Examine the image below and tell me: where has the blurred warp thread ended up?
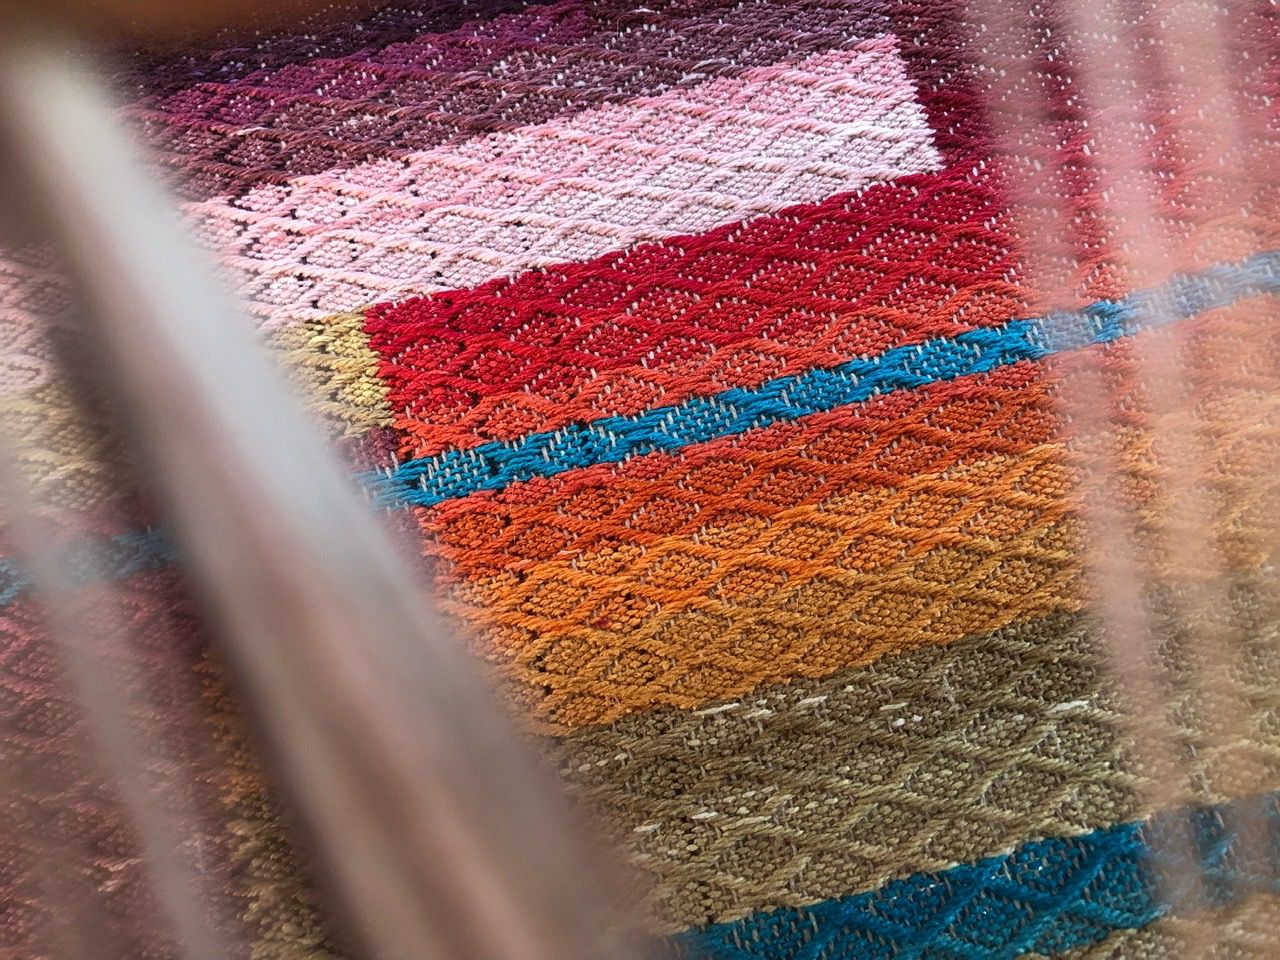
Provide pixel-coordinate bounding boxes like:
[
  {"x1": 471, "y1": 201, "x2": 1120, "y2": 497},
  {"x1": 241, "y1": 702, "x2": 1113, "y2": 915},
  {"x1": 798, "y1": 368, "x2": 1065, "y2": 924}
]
[{"x1": 2, "y1": 0, "x2": 1280, "y2": 958}]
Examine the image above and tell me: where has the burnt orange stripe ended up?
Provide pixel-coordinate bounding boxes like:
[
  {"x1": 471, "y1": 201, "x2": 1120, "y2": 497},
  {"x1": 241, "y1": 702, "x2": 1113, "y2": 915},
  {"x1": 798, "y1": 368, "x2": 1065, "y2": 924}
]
[
  {"x1": 456, "y1": 384, "x2": 1280, "y2": 640},
  {"x1": 455, "y1": 445, "x2": 1074, "y2": 629},
  {"x1": 466, "y1": 510, "x2": 1083, "y2": 730}
]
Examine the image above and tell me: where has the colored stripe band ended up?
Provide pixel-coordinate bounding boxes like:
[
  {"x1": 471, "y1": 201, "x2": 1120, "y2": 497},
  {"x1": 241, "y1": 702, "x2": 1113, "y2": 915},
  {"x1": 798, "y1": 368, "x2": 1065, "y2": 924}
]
[
  {"x1": 362, "y1": 250, "x2": 1280, "y2": 509},
  {"x1": 3, "y1": 253, "x2": 1276, "y2": 610},
  {"x1": 666, "y1": 792, "x2": 1280, "y2": 959},
  {"x1": 0, "y1": 529, "x2": 176, "y2": 606}
]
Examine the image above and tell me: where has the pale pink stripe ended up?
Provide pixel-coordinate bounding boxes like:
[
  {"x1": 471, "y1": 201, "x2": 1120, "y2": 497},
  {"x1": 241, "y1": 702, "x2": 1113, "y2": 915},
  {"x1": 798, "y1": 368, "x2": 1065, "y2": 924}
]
[{"x1": 189, "y1": 36, "x2": 941, "y2": 326}]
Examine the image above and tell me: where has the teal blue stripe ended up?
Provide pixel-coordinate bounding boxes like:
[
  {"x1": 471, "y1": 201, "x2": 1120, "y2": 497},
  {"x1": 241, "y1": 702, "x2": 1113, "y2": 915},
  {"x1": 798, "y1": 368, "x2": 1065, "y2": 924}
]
[
  {"x1": 665, "y1": 792, "x2": 1280, "y2": 959},
  {"x1": 3, "y1": 252, "x2": 1278, "y2": 609},
  {"x1": 0, "y1": 528, "x2": 175, "y2": 607},
  {"x1": 361, "y1": 251, "x2": 1280, "y2": 509}
]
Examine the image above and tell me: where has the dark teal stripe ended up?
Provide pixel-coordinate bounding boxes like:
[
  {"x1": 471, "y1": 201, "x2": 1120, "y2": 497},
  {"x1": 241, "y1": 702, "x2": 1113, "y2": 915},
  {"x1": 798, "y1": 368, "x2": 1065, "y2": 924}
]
[
  {"x1": 665, "y1": 793, "x2": 1280, "y2": 959},
  {"x1": 0, "y1": 528, "x2": 175, "y2": 607},
  {"x1": 362, "y1": 250, "x2": 1280, "y2": 509}
]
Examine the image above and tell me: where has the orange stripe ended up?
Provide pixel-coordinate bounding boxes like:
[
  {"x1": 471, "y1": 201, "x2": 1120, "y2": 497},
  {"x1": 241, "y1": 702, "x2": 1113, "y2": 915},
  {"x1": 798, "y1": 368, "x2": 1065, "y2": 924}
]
[
  {"x1": 446, "y1": 383, "x2": 1280, "y2": 730},
  {"x1": 447, "y1": 443, "x2": 1083, "y2": 729},
  {"x1": 421, "y1": 361, "x2": 1055, "y2": 582},
  {"x1": 464, "y1": 509, "x2": 1083, "y2": 729}
]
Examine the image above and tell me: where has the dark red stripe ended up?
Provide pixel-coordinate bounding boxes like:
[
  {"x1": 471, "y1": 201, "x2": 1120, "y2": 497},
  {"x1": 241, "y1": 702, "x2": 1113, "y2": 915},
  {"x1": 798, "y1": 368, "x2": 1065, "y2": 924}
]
[{"x1": 365, "y1": 160, "x2": 1023, "y2": 457}]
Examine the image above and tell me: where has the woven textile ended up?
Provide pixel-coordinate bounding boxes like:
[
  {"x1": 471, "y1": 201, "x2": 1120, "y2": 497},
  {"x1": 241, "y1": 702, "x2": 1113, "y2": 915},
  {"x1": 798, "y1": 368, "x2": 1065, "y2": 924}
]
[{"x1": 2, "y1": 1, "x2": 1280, "y2": 958}]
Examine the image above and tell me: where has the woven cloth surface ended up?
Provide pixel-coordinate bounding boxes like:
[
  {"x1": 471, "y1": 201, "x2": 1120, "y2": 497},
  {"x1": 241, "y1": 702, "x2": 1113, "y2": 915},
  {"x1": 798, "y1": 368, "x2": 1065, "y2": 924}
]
[{"x1": 2, "y1": 1, "x2": 1280, "y2": 958}]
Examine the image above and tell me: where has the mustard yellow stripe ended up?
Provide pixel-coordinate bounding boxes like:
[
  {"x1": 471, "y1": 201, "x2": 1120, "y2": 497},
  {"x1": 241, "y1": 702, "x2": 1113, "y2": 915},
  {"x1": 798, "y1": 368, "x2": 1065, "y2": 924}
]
[
  {"x1": 0, "y1": 311, "x2": 390, "y2": 512},
  {"x1": 266, "y1": 311, "x2": 392, "y2": 439}
]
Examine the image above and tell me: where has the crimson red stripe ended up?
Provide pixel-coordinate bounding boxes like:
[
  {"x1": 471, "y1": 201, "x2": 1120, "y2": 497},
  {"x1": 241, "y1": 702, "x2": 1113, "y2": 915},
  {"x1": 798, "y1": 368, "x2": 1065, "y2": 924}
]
[{"x1": 366, "y1": 162, "x2": 1024, "y2": 458}]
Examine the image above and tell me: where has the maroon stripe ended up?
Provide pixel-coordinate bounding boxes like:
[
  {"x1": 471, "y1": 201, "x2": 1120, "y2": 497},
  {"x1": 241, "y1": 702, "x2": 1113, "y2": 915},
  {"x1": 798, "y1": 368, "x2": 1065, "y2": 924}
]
[
  {"x1": 125, "y1": 0, "x2": 893, "y2": 199},
  {"x1": 116, "y1": 0, "x2": 553, "y2": 98}
]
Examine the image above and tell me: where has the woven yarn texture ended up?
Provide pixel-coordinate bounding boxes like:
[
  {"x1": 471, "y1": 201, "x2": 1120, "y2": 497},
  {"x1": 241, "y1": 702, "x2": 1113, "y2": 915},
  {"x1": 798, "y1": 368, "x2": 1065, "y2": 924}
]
[{"x1": 2, "y1": 1, "x2": 1280, "y2": 958}]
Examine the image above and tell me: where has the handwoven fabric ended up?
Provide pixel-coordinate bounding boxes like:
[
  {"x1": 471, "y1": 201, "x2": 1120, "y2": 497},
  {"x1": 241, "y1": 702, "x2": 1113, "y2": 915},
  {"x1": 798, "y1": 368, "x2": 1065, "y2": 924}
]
[{"x1": 2, "y1": 1, "x2": 1280, "y2": 958}]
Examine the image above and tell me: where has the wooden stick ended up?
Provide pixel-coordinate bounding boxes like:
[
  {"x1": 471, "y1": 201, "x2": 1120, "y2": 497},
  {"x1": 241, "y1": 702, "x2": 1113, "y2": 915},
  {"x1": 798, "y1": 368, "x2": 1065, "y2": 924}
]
[{"x1": 0, "y1": 28, "x2": 645, "y2": 960}]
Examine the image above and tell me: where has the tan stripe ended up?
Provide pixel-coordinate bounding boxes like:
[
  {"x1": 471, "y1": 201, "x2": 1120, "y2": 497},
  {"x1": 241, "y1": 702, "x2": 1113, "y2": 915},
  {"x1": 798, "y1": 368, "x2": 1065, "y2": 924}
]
[
  {"x1": 549, "y1": 584, "x2": 1280, "y2": 933},
  {"x1": 0, "y1": 312, "x2": 389, "y2": 511}
]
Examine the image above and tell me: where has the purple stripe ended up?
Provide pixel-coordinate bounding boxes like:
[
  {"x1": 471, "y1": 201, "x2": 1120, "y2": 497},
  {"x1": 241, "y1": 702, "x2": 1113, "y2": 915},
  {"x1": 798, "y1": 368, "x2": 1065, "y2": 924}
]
[
  {"x1": 116, "y1": 0, "x2": 551, "y2": 97},
  {"x1": 126, "y1": 0, "x2": 892, "y2": 199}
]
